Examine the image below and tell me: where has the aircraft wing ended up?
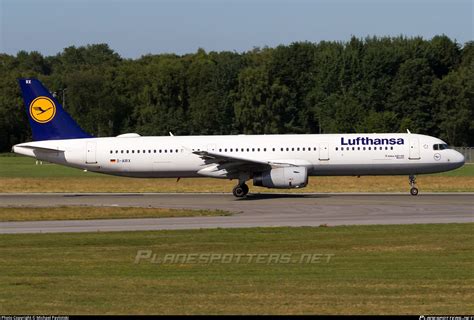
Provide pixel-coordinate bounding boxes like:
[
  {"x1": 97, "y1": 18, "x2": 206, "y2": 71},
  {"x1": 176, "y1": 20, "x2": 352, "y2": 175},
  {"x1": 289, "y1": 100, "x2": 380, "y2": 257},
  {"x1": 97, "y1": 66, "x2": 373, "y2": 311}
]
[{"x1": 192, "y1": 150, "x2": 298, "y2": 176}]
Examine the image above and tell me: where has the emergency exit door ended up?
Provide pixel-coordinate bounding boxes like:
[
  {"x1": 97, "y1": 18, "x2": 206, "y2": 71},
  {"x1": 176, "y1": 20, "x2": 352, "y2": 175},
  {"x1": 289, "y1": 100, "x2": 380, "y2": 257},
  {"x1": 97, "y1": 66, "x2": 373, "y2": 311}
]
[{"x1": 319, "y1": 143, "x2": 329, "y2": 161}]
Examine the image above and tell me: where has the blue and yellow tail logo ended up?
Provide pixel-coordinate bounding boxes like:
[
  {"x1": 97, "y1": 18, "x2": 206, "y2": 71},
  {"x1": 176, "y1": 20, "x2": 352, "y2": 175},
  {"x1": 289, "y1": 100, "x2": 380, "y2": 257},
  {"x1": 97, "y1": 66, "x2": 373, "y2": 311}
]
[
  {"x1": 19, "y1": 78, "x2": 92, "y2": 141},
  {"x1": 29, "y1": 96, "x2": 56, "y2": 123}
]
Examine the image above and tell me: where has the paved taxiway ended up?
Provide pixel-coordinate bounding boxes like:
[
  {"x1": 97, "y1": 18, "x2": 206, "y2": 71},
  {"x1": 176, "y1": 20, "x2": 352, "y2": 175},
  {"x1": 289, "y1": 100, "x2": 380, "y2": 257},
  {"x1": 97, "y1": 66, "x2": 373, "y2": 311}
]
[{"x1": 0, "y1": 193, "x2": 472, "y2": 234}]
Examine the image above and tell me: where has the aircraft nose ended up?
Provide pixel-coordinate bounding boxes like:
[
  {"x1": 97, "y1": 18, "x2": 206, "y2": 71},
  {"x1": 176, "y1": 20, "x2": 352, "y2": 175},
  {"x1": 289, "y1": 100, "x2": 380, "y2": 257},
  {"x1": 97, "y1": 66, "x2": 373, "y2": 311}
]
[
  {"x1": 456, "y1": 151, "x2": 465, "y2": 164},
  {"x1": 451, "y1": 150, "x2": 465, "y2": 166}
]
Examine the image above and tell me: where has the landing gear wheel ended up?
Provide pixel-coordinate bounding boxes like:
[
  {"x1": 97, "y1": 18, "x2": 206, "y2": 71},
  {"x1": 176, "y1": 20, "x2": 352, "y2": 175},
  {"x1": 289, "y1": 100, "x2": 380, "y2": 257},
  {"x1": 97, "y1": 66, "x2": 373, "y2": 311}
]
[
  {"x1": 232, "y1": 183, "x2": 249, "y2": 198},
  {"x1": 241, "y1": 183, "x2": 249, "y2": 195},
  {"x1": 409, "y1": 175, "x2": 419, "y2": 196}
]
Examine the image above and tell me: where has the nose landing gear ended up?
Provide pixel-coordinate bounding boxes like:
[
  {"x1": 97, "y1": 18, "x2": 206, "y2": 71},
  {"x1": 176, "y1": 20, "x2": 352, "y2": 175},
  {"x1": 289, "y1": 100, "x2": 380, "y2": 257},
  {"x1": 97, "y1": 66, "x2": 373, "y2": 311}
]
[
  {"x1": 232, "y1": 183, "x2": 249, "y2": 198},
  {"x1": 409, "y1": 175, "x2": 419, "y2": 196}
]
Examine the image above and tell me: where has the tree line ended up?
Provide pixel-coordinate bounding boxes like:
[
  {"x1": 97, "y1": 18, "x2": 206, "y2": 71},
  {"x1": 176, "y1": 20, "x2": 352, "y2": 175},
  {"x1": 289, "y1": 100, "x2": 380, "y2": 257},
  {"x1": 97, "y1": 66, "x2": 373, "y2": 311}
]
[{"x1": 0, "y1": 35, "x2": 473, "y2": 152}]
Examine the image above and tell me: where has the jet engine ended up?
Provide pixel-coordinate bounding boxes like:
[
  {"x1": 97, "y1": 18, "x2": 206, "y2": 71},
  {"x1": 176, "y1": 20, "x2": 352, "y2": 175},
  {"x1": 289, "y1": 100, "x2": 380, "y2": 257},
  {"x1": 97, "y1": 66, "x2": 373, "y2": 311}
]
[{"x1": 253, "y1": 166, "x2": 308, "y2": 189}]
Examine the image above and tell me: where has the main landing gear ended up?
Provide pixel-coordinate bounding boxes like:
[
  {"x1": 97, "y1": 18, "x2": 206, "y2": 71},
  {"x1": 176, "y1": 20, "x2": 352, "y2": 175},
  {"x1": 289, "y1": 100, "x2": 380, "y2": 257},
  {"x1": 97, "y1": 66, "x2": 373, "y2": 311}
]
[
  {"x1": 409, "y1": 175, "x2": 419, "y2": 196},
  {"x1": 232, "y1": 183, "x2": 249, "y2": 198}
]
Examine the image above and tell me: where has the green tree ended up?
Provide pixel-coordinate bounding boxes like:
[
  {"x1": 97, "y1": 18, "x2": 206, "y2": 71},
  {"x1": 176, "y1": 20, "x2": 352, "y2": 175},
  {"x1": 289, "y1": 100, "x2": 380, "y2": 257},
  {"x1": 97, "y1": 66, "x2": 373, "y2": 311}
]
[
  {"x1": 388, "y1": 58, "x2": 435, "y2": 134},
  {"x1": 234, "y1": 66, "x2": 291, "y2": 133},
  {"x1": 0, "y1": 37, "x2": 472, "y2": 152},
  {"x1": 431, "y1": 66, "x2": 474, "y2": 146}
]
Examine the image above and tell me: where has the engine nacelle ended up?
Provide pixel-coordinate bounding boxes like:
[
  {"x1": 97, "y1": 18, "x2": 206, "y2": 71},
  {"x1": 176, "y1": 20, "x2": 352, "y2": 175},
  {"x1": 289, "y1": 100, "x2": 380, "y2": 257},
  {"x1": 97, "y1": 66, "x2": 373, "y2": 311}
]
[{"x1": 253, "y1": 167, "x2": 308, "y2": 189}]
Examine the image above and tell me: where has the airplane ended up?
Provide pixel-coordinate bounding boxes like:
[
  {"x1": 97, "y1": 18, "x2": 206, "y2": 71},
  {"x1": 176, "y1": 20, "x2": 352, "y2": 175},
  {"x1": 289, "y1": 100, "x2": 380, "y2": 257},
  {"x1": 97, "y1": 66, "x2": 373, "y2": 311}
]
[{"x1": 12, "y1": 78, "x2": 465, "y2": 197}]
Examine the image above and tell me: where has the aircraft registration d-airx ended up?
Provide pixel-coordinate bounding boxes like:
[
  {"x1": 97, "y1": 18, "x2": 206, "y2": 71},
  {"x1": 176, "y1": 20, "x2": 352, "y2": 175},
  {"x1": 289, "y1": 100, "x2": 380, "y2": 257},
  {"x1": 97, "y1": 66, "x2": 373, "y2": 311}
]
[{"x1": 13, "y1": 78, "x2": 465, "y2": 197}]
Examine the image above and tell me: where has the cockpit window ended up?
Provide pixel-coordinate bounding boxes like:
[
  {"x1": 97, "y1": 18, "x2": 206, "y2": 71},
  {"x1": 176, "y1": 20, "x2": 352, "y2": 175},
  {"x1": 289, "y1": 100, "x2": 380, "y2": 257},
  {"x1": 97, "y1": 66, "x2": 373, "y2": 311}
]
[{"x1": 433, "y1": 144, "x2": 449, "y2": 150}]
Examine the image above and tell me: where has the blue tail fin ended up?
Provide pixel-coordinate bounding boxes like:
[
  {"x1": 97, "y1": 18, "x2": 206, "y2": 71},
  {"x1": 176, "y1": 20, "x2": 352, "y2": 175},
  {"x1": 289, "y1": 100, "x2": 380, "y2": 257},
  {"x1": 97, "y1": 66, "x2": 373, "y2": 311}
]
[{"x1": 18, "y1": 78, "x2": 92, "y2": 141}]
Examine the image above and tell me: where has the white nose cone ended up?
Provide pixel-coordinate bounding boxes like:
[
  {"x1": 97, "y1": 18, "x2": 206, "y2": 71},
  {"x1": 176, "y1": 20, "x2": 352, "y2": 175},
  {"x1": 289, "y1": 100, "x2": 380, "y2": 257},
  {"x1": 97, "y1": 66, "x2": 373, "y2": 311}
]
[
  {"x1": 455, "y1": 151, "x2": 465, "y2": 165},
  {"x1": 449, "y1": 150, "x2": 465, "y2": 170}
]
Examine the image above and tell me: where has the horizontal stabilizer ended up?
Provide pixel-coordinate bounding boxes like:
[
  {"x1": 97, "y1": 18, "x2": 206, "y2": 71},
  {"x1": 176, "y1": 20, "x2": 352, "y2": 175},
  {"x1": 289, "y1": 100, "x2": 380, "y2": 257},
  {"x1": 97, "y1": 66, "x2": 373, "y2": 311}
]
[{"x1": 13, "y1": 144, "x2": 64, "y2": 153}]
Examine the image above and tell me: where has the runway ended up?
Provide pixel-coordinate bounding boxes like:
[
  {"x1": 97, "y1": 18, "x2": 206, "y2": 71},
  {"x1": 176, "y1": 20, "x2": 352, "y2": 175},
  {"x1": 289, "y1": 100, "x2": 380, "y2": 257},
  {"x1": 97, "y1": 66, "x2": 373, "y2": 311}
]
[{"x1": 0, "y1": 193, "x2": 472, "y2": 234}]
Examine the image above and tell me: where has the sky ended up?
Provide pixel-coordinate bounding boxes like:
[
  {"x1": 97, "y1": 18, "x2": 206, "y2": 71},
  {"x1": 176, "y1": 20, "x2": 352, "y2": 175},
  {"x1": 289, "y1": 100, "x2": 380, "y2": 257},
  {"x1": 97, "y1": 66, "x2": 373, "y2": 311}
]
[{"x1": 1, "y1": 0, "x2": 472, "y2": 58}]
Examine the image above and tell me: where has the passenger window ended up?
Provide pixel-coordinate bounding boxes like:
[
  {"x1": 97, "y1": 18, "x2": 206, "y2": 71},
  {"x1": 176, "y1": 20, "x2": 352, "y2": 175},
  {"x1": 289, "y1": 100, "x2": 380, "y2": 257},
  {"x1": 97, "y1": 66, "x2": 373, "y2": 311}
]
[
  {"x1": 390, "y1": 146, "x2": 393, "y2": 150},
  {"x1": 357, "y1": 147, "x2": 360, "y2": 150},
  {"x1": 313, "y1": 147, "x2": 317, "y2": 151},
  {"x1": 257, "y1": 148, "x2": 260, "y2": 152},
  {"x1": 336, "y1": 147, "x2": 338, "y2": 151},
  {"x1": 126, "y1": 150, "x2": 129, "y2": 154},
  {"x1": 352, "y1": 147, "x2": 355, "y2": 150}
]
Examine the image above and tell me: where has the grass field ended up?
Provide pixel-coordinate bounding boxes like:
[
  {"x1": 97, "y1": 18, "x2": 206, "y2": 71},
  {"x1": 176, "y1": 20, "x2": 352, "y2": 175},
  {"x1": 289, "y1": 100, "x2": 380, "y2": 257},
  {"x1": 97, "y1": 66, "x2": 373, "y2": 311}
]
[
  {"x1": 0, "y1": 206, "x2": 230, "y2": 222},
  {"x1": 0, "y1": 224, "x2": 472, "y2": 314},
  {"x1": 0, "y1": 155, "x2": 472, "y2": 193}
]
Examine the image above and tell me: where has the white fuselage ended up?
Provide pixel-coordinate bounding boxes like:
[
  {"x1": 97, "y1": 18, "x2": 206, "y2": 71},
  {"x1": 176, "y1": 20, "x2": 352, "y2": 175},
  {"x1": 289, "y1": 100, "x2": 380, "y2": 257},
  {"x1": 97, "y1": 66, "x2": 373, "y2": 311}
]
[{"x1": 12, "y1": 133, "x2": 465, "y2": 180}]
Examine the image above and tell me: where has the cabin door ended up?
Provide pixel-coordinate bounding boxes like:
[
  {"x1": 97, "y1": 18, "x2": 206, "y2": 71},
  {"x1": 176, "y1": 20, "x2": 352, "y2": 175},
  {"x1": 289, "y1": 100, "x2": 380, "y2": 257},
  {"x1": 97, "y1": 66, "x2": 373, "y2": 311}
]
[
  {"x1": 409, "y1": 138, "x2": 421, "y2": 160},
  {"x1": 86, "y1": 142, "x2": 97, "y2": 164}
]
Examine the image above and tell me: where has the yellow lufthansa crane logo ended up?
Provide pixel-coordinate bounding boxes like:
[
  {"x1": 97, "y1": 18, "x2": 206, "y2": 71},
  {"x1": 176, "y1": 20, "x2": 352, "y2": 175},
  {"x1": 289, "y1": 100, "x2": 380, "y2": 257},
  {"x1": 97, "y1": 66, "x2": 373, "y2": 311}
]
[{"x1": 29, "y1": 96, "x2": 56, "y2": 123}]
